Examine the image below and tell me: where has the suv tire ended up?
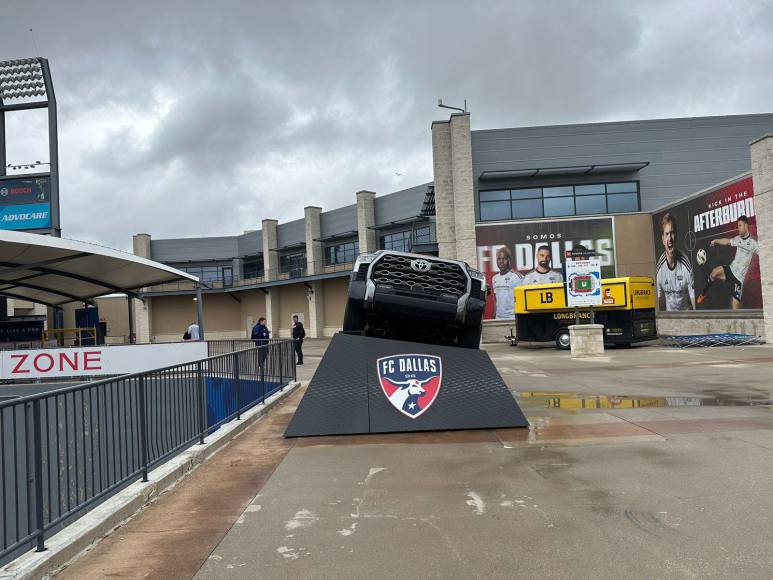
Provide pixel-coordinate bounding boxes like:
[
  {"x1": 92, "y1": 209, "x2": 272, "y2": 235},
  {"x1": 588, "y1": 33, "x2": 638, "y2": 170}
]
[{"x1": 457, "y1": 326, "x2": 482, "y2": 349}]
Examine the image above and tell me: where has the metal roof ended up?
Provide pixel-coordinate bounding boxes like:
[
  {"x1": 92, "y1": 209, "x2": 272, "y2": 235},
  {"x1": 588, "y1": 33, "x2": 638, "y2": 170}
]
[
  {"x1": 0, "y1": 230, "x2": 198, "y2": 307},
  {"x1": 478, "y1": 162, "x2": 650, "y2": 181}
]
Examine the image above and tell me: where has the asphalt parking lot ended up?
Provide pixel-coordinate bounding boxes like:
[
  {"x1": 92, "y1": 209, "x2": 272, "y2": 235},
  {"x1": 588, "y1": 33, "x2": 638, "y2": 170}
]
[{"x1": 57, "y1": 339, "x2": 773, "y2": 580}]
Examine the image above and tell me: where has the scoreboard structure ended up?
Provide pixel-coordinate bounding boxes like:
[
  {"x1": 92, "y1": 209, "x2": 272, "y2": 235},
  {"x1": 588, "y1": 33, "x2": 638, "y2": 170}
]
[{"x1": 0, "y1": 57, "x2": 60, "y2": 236}]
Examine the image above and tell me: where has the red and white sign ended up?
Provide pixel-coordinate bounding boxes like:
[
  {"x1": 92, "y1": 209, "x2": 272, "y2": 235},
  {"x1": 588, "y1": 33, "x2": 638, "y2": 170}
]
[{"x1": 0, "y1": 342, "x2": 209, "y2": 380}]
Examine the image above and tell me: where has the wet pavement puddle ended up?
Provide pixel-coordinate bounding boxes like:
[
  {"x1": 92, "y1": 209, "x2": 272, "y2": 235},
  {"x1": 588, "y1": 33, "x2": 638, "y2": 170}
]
[{"x1": 515, "y1": 392, "x2": 773, "y2": 410}]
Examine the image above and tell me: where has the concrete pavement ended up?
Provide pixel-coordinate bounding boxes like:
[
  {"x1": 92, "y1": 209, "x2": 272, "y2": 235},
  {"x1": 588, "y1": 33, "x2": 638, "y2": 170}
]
[{"x1": 54, "y1": 339, "x2": 773, "y2": 579}]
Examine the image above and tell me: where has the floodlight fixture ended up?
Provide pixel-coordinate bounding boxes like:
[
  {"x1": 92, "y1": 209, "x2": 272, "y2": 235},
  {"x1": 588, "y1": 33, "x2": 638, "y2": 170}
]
[
  {"x1": 0, "y1": 58, "x2": 48, "y2": 102},
  {"x1": 437, "y1": 98, "x2": 467, "y2": 113}
]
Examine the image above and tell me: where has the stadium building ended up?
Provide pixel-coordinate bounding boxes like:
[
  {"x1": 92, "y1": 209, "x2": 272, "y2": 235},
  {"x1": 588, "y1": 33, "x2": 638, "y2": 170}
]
[{"x1": 109, "y1": 112, "x2": 773, "y2": 343}]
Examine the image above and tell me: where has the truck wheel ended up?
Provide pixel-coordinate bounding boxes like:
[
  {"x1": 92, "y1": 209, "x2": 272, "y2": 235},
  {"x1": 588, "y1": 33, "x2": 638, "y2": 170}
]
[
  {"x1": 555, "y1": 329, "x2": 571, "y2": 350},
  {"x1": 457, "y1": 326, "x2": 482, "y2": 349}
]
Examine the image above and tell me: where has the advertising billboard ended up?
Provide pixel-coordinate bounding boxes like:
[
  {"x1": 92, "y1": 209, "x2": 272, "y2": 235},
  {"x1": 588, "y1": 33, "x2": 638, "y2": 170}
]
[
  {"x1": 651, "y1": 176, "x2": 760, "y2": 312},
  {"x1": 476, "y1": 217, "x2": 616, "y2": 320},
  {"x1": 0, "y1": 175, "x2": 52, "y2": 231}
]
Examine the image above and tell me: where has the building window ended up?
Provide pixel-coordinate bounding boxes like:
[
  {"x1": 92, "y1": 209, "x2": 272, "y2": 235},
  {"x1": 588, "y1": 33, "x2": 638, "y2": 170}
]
[
  {"x1": 381, "y1": 230, "x2": 412, "y2": 252},
  {"x1": 413, "y1": 224, "x2": 434, "y2": 245},
  {"x1": 479, "y1": 181, "x2": 640, "y2": 221},
  {"x1": 176, "y1": 264, "x2": 230, "y2": 284},
  {"x1": 325, "y1": 240, "x2": 359, "y2": 265},
  {"x1": 279, "y1": 252, "x2": 306, "y2": 277},
  {"x1": 242, "y1": 257, "x2": 263, "y2": 279}
]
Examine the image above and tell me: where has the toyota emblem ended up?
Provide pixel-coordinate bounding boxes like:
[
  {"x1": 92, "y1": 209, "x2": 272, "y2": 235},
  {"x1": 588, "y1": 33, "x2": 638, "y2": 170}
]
[
  {"x1": 410, "y1": 259, "x2": 431, "y2": 273},
  {"x1": 0, "y1": 188, "x2": 7, "y2": 197}
]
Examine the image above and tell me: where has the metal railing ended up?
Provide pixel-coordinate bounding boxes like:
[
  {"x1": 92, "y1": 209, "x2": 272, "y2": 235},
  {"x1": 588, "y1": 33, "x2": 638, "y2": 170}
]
[
  {"x1": 207, "y1": 338, "x2": 290, "y2": 357},
  {"x1": 0, "y1": 340, "x2": 295, "y2": 565},
  {"x1": 146, "y1": 260, "x2": 354, "y2": 293}
]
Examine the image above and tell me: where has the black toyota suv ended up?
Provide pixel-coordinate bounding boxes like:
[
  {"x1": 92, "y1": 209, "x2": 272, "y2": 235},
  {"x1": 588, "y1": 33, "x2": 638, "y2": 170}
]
[{"x1": 342, "y1": 250, "x2": 488, "y2": 348}]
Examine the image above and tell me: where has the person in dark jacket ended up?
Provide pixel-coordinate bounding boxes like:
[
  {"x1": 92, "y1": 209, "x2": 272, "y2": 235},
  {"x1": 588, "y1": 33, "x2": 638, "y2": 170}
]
[
  {"x1": 292, "y1": 315, "x2": 305, "y2": 365},
  {"x1": 251, "y1": 317, "x2": 270, "y2": 367}
]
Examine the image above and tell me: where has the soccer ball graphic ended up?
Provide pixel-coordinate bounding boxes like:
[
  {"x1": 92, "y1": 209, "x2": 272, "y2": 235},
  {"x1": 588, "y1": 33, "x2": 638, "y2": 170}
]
[{"x1": 696, "y1": 248, "x2": 707, "y2": 265}]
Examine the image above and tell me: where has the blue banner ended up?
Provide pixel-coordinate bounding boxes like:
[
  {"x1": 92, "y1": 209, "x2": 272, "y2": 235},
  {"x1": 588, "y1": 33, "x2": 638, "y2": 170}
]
[{"x1": 0, "y1": 203, "x2": 51, "y2": 230}]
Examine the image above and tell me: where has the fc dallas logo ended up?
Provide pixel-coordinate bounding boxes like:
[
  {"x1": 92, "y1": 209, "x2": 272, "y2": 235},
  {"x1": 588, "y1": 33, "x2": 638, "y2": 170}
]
[{"x1": 377, "y1": 354, "x2": 442, "y2": 419}]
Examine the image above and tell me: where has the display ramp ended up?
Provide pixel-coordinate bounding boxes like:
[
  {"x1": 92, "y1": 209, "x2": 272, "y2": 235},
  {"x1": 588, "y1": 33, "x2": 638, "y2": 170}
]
[{"x1": 284, "y1": 333, "x2": 528, "y2": 437}]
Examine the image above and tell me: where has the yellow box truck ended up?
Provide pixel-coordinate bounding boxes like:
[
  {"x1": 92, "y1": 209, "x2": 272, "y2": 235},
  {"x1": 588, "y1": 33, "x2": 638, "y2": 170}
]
[{"x1": 513, "y1": 277, "x2": 657, "y2": 350}]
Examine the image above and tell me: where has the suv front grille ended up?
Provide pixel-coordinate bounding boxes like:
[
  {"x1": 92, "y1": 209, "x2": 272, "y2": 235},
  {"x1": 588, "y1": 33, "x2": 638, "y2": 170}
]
[{"x1": 371, "y1": 254, "x2": 468, "y2": 297}]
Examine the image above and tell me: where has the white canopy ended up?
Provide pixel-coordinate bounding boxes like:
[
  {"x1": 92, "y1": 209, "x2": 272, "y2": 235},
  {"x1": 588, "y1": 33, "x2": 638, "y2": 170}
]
[{"x1": 0, "y1": 230, "x2": 199, "y2": 307}]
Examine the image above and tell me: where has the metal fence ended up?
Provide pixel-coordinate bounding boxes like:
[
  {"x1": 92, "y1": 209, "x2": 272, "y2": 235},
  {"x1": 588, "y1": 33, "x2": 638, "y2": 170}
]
[
  {"x1": 207, "y1": 338, "x2": 289, "y2": 357},
  {"x1": 0, "y1": 340, "x2": 295, "y2": 565}
]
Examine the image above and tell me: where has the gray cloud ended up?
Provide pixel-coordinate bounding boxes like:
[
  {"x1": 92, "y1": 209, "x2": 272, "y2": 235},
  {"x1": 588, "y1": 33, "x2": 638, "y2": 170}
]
[{"x1": 1, "y1": 0, "x2": 771, "y2": 250}]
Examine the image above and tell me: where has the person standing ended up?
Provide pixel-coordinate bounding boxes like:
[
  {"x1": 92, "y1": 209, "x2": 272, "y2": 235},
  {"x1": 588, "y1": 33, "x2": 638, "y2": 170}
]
[
  {"x1": 186, "y1": 322, "x2": 200, "y2": 341},
  {"x1": 292, "y1": 315, "x2": 306, "y2": 365},
  {"x1": 251, "y1": 317, "x2": 270, "y2": 366}
]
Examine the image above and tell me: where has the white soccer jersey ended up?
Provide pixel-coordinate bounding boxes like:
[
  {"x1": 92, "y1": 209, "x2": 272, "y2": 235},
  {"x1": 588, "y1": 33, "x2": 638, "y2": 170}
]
[
  {"x1": 729, "y1": 235, "x2": 759, "y2": 282},
  {"x1": 522, "y1": 269, "x2": 563, "y2": 286},
  {"x1": 492, "y1": 270, "x2": 523, "y2": 319},
  {"x1": 656, "y1": 251, "x2": 694, "y2": 311}
]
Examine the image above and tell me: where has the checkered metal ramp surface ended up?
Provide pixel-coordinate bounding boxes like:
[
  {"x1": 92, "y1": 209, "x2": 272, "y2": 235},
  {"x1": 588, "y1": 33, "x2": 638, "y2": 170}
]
[{"x1": 284, "y1": 334, "x2": 529, "y2": 437}]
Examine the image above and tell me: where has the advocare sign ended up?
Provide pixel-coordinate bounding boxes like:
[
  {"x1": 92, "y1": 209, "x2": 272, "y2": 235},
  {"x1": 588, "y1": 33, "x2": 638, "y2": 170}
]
[{"x1": 0, "y1": 342, "x2": 209, "y2": 380}]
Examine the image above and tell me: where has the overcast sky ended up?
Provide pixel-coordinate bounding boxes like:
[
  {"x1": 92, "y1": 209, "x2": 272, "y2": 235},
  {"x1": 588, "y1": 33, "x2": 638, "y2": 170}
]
[{"x1": 2, "y1": 0, "x2": 771, "y2": 251}]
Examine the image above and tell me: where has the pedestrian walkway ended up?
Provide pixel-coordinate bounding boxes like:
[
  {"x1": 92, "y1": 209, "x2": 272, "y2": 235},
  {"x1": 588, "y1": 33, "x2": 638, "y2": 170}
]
[
  {"x1": 54, "y1": 387, "x2": 305, "y2": 579},
  {"x1": 52, "y1": 342, "x2": 773, "y2": 579}
]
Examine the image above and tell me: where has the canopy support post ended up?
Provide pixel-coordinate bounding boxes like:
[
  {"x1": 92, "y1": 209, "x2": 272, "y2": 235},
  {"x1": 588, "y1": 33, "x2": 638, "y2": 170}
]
[{"x1": 127, "y1": 296, "x2": 136, "y2": 344}]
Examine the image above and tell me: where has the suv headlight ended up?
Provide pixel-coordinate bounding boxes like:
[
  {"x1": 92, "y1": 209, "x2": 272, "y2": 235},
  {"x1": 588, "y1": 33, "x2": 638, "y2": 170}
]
[
  {"x1": 352, "y1": 253, "x2": 378, "y2": 281},
  {"x1": 353, "y1": 253, "x2": 377, "y2": 270},
  {"x1": 468, "y1": 269, "x2": 485, "y2": 282}
]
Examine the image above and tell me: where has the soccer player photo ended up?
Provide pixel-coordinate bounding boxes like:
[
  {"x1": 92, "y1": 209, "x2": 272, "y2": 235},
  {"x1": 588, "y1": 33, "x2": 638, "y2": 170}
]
[
  {"x1": 656, "y1": 212, "x2": 695, "y2": 311},
  {"x1": 522, "y1": 245, "x2": 564, "y2": 286},
  {"x1": 651, "y1": 175, "x2": 761, "y2": 312},
  {"x1": 697, "y1": 215, "x2": 760, "y2": 309},
  {"x1": 491, "y1": 246, "x2": 523, "y2": 319}
]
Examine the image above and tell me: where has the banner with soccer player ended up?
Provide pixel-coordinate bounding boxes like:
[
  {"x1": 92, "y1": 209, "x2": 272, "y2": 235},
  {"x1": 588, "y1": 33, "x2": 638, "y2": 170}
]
[
  {"x1": 476, "y1": 217, "x2": 616, "y2": 320},
  {"x1": 651, "y1": 175, "x2": 761, "y2": 312}
]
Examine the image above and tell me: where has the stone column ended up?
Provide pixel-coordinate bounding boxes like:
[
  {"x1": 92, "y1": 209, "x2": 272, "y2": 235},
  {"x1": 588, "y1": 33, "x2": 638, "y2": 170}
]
[
  {"x1": 431, "y1": 120, "x2": 455, "y2": 259},
  {"x1": 307, "y1": 281, "x2": 324, "y2": 338},
  {"x1": 133, "y1": 233, "x2": 152, "y2": 259},
  {"x1": 262, "y1": 219, "x2": 279, "y2": 281},
  {"x1": 432, "y1": 113, "x2": 477, "y2": 265},
  {"x1": 305, "y1": 206, "x2": 323, "y2": 275},
  {"x1": 266, "y1": 287, "x2": 280, "y2": 337},
  {"x1": 131, "y1": 233, "x2": 153, "y2": 342},
  {"x1": 450, "y1": 113, "x2": 477, "y2": 267},
  {"x1": 751, "y1": 134, "x2": 773, "y2": 343},
  {"x1": 356, "y1": 190, "x2": 377, "y2": 253}
]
